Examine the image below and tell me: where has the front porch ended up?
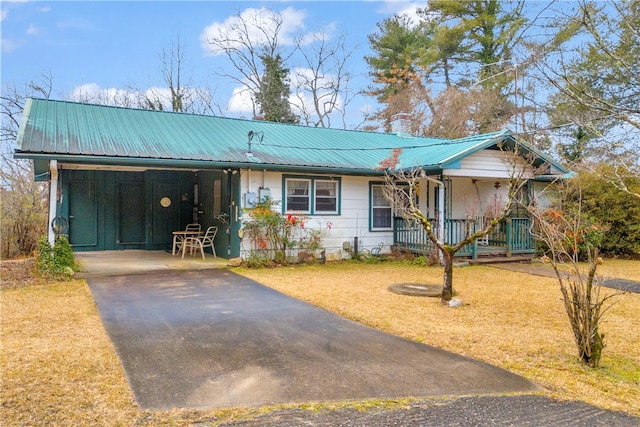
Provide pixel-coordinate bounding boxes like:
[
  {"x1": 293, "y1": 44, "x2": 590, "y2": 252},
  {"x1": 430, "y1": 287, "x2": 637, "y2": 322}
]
[{"x1": 393, "y1": 217, "x2": 536, "y2": 260}]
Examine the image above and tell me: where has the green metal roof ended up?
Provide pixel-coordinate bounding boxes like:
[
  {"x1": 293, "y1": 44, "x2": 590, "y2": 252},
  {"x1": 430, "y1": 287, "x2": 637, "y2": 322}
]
[{"x1": 15, "y1": 98, "x2": 563, "y2": 174}]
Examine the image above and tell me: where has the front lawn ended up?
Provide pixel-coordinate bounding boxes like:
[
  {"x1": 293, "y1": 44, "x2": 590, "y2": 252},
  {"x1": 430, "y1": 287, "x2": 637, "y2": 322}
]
[
  {"x1": 1, "y1": 259, "x2": 638, "y2": 425},
  {"x1": 237, "y1": 261, "x2": 640, "y2": 417}
]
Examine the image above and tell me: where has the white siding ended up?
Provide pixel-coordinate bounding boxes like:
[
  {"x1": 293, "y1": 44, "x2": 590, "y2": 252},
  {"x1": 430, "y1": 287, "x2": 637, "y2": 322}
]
[
  {"x1": 532, "y1": 181, "x2": 559, "y2": 210},
  {"x1": 240, "y1": 169, "x2": 394, "y2": 261},
  {"x1": 448, "y1": 176, "x2": 511, "y2": 220},
  {"x1": 445, "y1": 149, "x2": 532, "y2": 179}
]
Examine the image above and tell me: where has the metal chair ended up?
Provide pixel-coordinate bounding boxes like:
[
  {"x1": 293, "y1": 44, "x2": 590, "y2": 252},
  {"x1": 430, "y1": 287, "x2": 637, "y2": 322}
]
[
  {"x1": 199, "y1": 226, "x2": 218, "y2": 257},
  {"x1": 175, "y1": 223, "x2": 201, "y2": 255},
  {"x1": 185, "y1": 223, "x2": 201, "y2": 233}
]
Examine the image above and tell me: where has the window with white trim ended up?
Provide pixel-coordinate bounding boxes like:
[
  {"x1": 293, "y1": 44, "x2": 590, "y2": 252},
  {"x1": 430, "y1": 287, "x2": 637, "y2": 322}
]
[
  {"x1": 285, "y1": 178, "x2": 311, "y2": 212},
  {"x1": 371, "y1": 183, "x2": 392, "y2": 230},
  {"x1": 315, "y1": 180, "x2": 338, "y2": 213},
  {"x1": 284, "y1": 176, "x2": 340, "y2": 214}
]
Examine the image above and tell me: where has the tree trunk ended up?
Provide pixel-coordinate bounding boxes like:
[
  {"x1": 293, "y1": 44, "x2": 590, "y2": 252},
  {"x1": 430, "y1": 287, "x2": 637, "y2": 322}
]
[{"x1": 441, "y1": 249, "x2": 454, "y2": 303}]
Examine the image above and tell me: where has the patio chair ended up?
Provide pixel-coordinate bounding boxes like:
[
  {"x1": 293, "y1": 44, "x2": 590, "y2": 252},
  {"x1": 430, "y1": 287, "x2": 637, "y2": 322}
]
[
  {"x1": 174, "y1": 223, "x2": 201, "y2": 255},
  {"x1": 475, "y1": 216, "x2": 489, "y2": 246},
  {"x1": 199, "y1": 226, "x2": 218, "y2": 257},
  {"x1": 182, "y1": 236, "x2": 204, "y2": 260},
  {"x1": 185, "y1": 223, "x2": 201, "y2": 233}
]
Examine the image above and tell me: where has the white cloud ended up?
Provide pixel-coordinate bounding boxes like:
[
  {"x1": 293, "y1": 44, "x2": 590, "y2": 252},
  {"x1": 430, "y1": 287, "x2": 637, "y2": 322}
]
[
  {"x1": 68, "y1": 83, "x2": 135, "y2": 106},
  {"x1": 290, "y1": 90, "x2": 343, "y2": 118},
  {"x1": 1, "y1": 38, "x2": 21, "y2": 53},
  {"x1": 38, "y1": 6, "x2": 52, "y2": 13},
  {"x1": 1, "y1": 10, "x2": 8, "y2": 22},
  {"x1": 200, "y1": 7, "x2": 313, "y2": 56},
  {"x1": 27, "y1": 24, "x2": 39, "y2": 35},
  {"x1": 226, "y1": 67, "x2": 346, "y2": 119},
  {"x1": 377, "y1": 1, "x2": 427, "y2": 26},
  {"x1": 227, "y1": 85, "x2": 255, "y2": 114},
  {"x1": 291, "y1": 67, "x2": 336, "y2": 90}
]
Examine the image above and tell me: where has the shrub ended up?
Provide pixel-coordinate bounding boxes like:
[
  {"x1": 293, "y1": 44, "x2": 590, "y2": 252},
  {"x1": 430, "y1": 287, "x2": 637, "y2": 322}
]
[
  {"x1": 35, "y1": 235, "x2": 78, "y2": 280},
  {"x1": 243, "y1": 199, "x2": 330, "y2": 266},
  {"x1": 529, "y1": 188, "x2": 626, "y2": 368},
  {"x1": 571, "y1": 172, "x2": 640, "y2": 257},
  {"x1": 0, "y1": 182, "x2": 48, "y2": 259}
]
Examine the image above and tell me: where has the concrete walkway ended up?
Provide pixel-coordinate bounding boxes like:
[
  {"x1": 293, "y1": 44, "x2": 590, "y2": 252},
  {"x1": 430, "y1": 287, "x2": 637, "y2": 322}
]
[
  {"x1": 75, "y1": 250, "x2": 227, "y2": 279},
  {"x1": 87, "y1": 269, "x2": 538, "y2": 410}
]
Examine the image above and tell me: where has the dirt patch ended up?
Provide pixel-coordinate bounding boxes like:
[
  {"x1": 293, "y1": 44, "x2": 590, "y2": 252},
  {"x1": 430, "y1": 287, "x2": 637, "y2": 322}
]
[
  {"x1": 388, "y1": 283, "x2": 442, "y2": 297},
  {"x1": 0, "y1": 258, "x2": 48, "y2": 290}
]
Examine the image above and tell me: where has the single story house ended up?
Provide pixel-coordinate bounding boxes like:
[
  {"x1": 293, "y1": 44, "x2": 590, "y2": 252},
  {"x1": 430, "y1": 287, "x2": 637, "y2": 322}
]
[{"x1": 15, "y1": 98, "x2": 567, "y2": 261}]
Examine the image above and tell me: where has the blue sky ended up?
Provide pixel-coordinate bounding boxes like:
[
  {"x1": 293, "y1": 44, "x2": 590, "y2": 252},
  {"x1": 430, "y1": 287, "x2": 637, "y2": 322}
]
[{"x1": 1, "y1": 1, "x2": 425, "y2": 128}]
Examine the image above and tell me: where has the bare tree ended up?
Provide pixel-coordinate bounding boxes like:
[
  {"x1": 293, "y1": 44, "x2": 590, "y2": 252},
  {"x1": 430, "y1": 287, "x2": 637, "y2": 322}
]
[
  {"x1": 291, "y1": 33, "x2": 357, "y2": 128},
  {"x1": 134, "y1": 35, "x2": 220, "y2": 115},
  {"x1": 535, "y1": 0, "x2": 639, "y2": 196},
  {"x1": 203, "y1": 8, "x2": 291, "y2": 117},
  {"x1": 427, "y1": 86, "x2": 513, "y2": 138},
  {"x1": 527, "y1": 182, "x2": 626, "y2": 367},
  {"x1": 382, "y1": 146, "x2": 532, "y2": 303},
  {"x1": 203, "y1": 8, "x2": 357, "y2": 127},
  {"x1": 1, "y1": 73, "x2": 52, "y2": 257},
  {"x1": 69, "y1": 84, "x2": 136, "y2": 107}
]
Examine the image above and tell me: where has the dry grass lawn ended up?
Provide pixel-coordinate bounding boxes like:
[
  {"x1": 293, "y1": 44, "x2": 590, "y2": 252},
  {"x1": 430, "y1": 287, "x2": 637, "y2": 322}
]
[
  {"x1": 237, "y1": 261, "x2": 640, "y2": 417},
  {"x1": 0, "y1": 279, "x2": 265, "y2": 426},
  {"x1": 1, "y1": 258, "x2": 638, "y2": 425}
]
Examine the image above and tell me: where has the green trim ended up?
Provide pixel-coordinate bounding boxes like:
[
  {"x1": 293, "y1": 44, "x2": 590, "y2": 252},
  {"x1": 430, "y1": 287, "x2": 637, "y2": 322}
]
[
  {"x1": 369, "y1": 182, "x2": 393, "y2": 232},
  {"x1": 441, "y1": 159, "x2": 462, "y2": 169},
  {"x1": 33, "y1": 159, "x2": 50, "y2": 181},
  {"x1": 282, "y1": 174, "x2": 342, "y2": 215}
]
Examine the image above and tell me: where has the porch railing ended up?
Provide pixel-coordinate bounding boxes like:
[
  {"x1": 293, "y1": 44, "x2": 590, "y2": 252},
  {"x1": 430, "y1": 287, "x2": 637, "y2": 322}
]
[{"x1": 393, "y1": 217, "x2": 534, "y2": 258}]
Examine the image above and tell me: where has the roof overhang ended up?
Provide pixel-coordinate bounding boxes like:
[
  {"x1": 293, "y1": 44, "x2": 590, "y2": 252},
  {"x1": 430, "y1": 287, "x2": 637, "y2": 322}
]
[{"x1": 16, "y1": 152, "x2": 388, "y2": 177}]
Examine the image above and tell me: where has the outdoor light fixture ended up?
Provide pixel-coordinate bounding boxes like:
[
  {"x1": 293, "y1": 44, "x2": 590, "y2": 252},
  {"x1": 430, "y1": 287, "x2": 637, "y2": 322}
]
[
  {"x1": 494, "y1": 181, "x2": 501, "y2": 189},
  {"x1": 247, "y1": 130, "x2": 264, "y2": 156}
]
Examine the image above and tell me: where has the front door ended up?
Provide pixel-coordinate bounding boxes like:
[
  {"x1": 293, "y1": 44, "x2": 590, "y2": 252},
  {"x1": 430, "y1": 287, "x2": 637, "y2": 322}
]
[
  {"x1": 150, "y1": 182, "x2": 180, "y2": 249},
  {"x1": 68, "y1": 180, "x2": 98, "y2": 248},
  {"x1": 117, "y1": 182, "x2": 146, "y2": 248}
]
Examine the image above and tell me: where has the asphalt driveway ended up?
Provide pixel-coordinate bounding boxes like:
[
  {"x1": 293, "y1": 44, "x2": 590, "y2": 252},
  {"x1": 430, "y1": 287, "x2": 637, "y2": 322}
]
[{"x1": 88, "y1": 269, "x2": 538, "y2": 410}]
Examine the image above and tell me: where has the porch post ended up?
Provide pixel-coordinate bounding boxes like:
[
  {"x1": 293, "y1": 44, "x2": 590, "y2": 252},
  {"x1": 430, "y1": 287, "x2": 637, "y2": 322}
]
[
  {"x1": 48, "y1": 160, "x2": 58, "y2": 246},
  {"x1": 506, "y1": 218, "x2": 512, "y2": 258},
  {"x1": 437, "y1": 184, "x2": 445, "y2": 244}
]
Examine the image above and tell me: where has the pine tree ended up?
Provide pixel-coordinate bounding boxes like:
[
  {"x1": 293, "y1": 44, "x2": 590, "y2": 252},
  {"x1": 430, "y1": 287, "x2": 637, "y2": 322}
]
[{"x1": 255, "y1": 54, "x2": 298, "y2": 124}]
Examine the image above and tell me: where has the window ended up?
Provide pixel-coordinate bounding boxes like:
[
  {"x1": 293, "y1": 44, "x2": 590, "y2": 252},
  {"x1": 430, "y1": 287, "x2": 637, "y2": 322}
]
[
  {"x1": 315, "y1": 180, "x2": 337, "y2": 213},
  {"x1": 371, "y1": 183, "x2": 392, "y2": 230},
  {"x1": 286, "y1": 179, "x2": 311, "y2": 212},
  {"x1": 284, "y1": 176, "x2": 340, "y2": 214}
]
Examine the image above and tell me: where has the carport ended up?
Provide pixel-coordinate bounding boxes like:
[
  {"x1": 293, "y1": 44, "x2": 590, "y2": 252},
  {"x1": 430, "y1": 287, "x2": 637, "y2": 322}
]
[{"x1": 75, "y1": 250, "x2": 228, "y2": 278}]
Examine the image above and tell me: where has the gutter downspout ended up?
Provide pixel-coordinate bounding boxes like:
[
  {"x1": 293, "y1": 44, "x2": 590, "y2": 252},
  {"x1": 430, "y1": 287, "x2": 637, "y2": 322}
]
[{"x1": 48, "y1": 160, "x2": 58, "y2": 245}]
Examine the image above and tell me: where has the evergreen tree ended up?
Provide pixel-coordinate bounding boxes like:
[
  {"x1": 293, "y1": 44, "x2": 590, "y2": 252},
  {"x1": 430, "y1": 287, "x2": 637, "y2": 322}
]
[
  {"x1": 255, "y1": 54, "x2": 298, "y2": 124},
  {"x1": 365, "y1": 1, "x2": 527, "y2": 136}
]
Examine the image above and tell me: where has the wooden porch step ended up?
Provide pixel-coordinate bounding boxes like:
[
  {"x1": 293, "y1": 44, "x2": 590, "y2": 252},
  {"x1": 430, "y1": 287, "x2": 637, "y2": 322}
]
[{"x1": 467, "y1": 255, "x2": 534, "y2": 265}]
